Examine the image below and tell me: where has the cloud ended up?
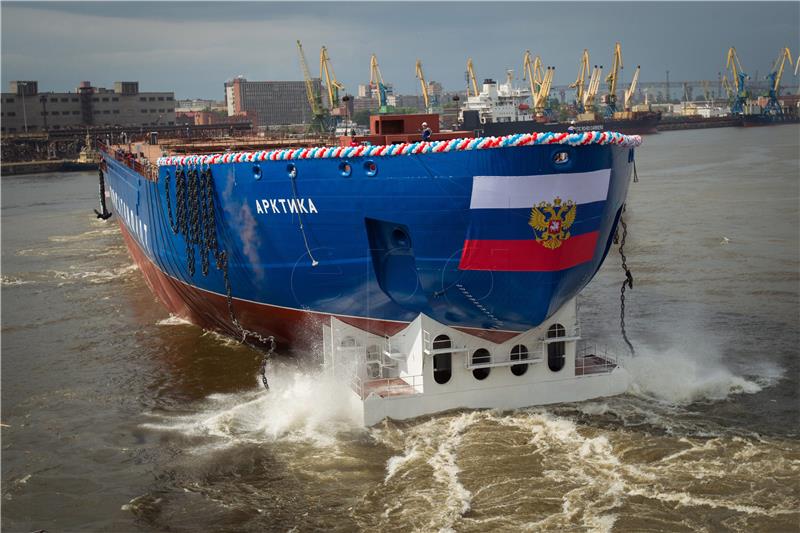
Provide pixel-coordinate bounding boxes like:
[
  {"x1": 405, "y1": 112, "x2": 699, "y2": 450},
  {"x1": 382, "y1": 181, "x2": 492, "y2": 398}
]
[{"x1": 2, "y1": 2, "x2": 798, "y2": 99}]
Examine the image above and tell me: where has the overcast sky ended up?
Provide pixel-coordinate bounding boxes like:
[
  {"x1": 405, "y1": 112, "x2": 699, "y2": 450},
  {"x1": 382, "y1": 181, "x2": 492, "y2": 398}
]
[{"x1": 2, "y1": 1, "x2": 798, "y2": 100}]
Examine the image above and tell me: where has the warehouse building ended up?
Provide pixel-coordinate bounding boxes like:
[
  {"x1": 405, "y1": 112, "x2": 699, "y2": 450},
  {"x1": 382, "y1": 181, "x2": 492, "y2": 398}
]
[{"x1": 1, "y1": 81, "x2": 176, "y2": 134}]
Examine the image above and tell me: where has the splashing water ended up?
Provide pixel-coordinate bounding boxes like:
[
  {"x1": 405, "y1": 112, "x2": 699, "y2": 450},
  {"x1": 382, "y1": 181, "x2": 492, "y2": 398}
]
[
  {"x1": 142, "y1": 363, "x2": 364, "y2": 448},
  {"x1": 622, "y1": 345, "x2": 778, "y2": 405},
  {"x1": 156, "y1": 314, "x2": 194, "y2": 327}
]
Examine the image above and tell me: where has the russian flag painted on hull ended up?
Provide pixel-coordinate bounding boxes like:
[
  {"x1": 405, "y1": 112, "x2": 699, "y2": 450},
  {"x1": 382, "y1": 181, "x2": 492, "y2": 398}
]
[{"x1": 459, "y1": 168, "x2": 611, "y2": 272}]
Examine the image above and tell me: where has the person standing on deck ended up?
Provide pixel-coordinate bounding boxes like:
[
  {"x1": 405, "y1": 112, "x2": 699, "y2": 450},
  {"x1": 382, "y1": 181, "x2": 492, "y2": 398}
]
[{"x1": 421, "y1": 122, "x2": 432, "y2": 142}]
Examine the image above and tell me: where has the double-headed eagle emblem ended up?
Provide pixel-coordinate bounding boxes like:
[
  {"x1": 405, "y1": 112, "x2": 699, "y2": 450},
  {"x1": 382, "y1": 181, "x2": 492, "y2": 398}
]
[{"x1": 528, "y1": 197, "x2": 577, "y2": 249}]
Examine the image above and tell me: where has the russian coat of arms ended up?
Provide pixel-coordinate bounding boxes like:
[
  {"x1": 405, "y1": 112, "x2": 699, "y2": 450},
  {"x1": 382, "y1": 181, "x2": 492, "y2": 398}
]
[{"x1": 528, "y1": 197, "x2": 577, "y2": 249}]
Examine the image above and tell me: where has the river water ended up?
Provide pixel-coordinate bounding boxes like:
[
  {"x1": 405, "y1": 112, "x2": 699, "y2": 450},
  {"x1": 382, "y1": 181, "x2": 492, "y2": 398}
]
[{"x1": 2, "y1": 125, "x2": 798, "y2": 532}]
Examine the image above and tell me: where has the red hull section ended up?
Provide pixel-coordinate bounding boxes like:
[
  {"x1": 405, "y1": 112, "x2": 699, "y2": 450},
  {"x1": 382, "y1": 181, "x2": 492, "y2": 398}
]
[{"x1": 118, "y1": 222, "x2": 519, "y2": 348}]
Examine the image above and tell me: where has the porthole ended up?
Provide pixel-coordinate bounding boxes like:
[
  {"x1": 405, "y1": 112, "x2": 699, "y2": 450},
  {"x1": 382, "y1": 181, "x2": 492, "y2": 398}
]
[
  {"x1": 339, "y1": 161, "x2": 352, "y2": 177},
  {"x1": 553, "y1": 150, "x2": 570, "y2": 164},
  {"x1": 340, "y1": 335, "x2": 357, "y2": 348},
  {"x1": 391, "y1": 228, "x2": 410, "y2": 248},
  {"x1": 432, "y1": 334, "x2": 452, "y2": 385},
  {"x1": 253, "y1": 164, "x2": 262, "y2": 180},
  {"x1": 510, "y1": 344, "x2": 529, "y2": 376},
  {"x1": 287, "y1": 163, "x2": 297, "y2": 179},
  {"x1": 472, "y1": 348, "x2": 491, "y2": 380},
  {"x1": 364, "y1": 160, "x2": 378, "y2": 177},
  {"x1": 547, "y1": 324, "x2": 566, "y2": 372}
]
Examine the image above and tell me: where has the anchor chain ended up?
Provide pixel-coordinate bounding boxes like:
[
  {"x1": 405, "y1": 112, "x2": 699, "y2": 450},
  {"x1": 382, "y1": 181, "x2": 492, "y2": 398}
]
[
  {"x1": 258, "y1": 336, "x2": 277, "y2": 390},
  {"x1": 618, "y1": 211, "x2": 635, "y2": 356},
  {"x1": 164, "y1": 165, "x2": 276, "y2": 388},
  {"x1": 94, "y1": 167, "x2": 113, "y2": 220}
]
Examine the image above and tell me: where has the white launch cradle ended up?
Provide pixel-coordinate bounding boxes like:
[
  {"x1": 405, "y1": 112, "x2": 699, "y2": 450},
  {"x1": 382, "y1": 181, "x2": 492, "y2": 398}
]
[{"x1": 322, "y1": 298, "x2": 630, "y2": 426}]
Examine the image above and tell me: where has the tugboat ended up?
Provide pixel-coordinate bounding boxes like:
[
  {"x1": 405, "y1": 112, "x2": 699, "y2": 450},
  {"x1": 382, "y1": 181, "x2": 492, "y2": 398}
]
[{"x1": 98, "y1": 112, "x2": 641, "y2": 425}]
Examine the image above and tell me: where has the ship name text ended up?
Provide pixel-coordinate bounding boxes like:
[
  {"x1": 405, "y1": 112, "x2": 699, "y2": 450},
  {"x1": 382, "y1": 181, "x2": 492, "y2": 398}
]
[
  {"x1": 108, "y1": 186, "x2": 149, "y2": 250},
  {"x1": 254, "y1": 198, "x2": 318, "y2": 215}
]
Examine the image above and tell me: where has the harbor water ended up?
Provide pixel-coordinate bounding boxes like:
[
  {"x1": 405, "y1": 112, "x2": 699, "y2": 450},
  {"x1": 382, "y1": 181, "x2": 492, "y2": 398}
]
[{"x1": 2, "y1": 125, "x2": 799, "y2": 532}]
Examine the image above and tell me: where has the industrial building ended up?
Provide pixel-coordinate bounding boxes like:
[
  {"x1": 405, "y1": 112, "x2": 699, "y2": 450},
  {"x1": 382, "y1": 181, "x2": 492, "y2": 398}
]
[
  {"x1": 224, "y1": 77, "x2": 324, "y2": 127},
  {"x1": 1, "y1": 81, "x2": 176, "y2": 134}
]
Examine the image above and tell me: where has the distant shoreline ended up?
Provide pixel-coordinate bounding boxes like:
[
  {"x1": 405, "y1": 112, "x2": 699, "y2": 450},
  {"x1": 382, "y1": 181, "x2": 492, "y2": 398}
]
[{"x1": 1, "y1": 159, "x2": 98, "y2": 176}]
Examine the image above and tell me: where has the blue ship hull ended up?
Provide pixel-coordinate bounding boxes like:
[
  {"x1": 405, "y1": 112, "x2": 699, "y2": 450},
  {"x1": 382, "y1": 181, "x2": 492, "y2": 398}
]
[{"x1": 102, "y1": 137, "x2": 635, "y2": 345}]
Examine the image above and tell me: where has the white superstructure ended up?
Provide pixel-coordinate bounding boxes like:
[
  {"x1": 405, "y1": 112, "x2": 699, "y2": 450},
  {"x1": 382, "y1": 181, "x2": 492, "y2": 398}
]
[
  {"x1": 459, "y1": 71, "x2": 534, "y2": 124},
  {"x1": 323, "y1": 298, "x2": 629, "y2": 426}
]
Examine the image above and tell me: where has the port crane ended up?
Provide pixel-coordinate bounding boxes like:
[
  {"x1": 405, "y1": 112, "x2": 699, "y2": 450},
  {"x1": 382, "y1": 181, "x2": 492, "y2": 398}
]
[
  {"x1": 523, "y1": 51, "x2": 544, "y2": 104},
  {"x1": 623, "y1": 65, "x2": 640, "y2": 111},
  {"x1": 296, "y1": 40, "x2": 328, "y2": 133},
  {"x1": 320, "y1": 46, "x2": 344, "y2": 112},
  {"x1": 604, "y1": 42, "x2": 623, "y2": 117},
  {"x1": 569, "y1": 49, "x2": 590, "y2": 113},
  {"x1": 583, "y1": 65, "x2": 603, "y2": 113},
  {"x1": 724, "y1": 47, "x2": 749, "y2": 115},
  {"x1": 466, "y1": 58, "x2": 479, "y2": 97},
  {"x1": 370, "y1": 54, "x2": 392, "y2": 113},
  {"x1": 533, "y1": 66, "x2": 555, "y2": 117},
  {"x1": 764, "y1": 47, "x2": 793, "y2": 115},
  {"x1": 415, "y1": 59, "x2": 431, "y2": 112}
]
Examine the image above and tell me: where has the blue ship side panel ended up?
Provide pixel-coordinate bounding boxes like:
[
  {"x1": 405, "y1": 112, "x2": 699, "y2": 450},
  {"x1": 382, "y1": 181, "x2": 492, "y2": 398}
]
[{"x1": 103, "y1": 142, "x2": 633, "y2": 335}]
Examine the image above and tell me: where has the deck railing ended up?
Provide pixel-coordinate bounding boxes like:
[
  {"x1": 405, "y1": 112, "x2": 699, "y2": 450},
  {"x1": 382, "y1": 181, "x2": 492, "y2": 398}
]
[
  {"x1": 575, "y1": 344, "x2": 619, "y2": 375},
  {"x1": 97, "y1": 140, "x2": 158, "y2": 180},
  {"x1": 350, "y1": 374, "x2": 424, "y2": 400}
]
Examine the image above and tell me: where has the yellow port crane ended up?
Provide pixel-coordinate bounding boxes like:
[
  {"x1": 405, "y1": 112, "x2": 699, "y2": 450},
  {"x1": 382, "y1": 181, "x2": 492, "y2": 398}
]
[
  {"x1": 466, "y1": 58, "x2": 479, "y2": 97},
  {"x1": 296, "y1": 40, "x2": 327, "y2": 133},
  {"x1": 320, "y1": 45, "x2": 344, "y2": 112},
  {"x1": 604, "y1": 42, "x2": 623, "y2": 116},
  {"x1": 569, "y1": 49, "x2": 590, "y2": 112},
  {"x1": 624, "y1": 65, "x2": 640, "y2": 111},
  {"x1": 584, "y1": 64, "x2": 603, "y2": 112},
  {"x1": 415, "y1": 59, "x2": 430, "y2": 111},
  {"x1": 533, "y1": 66, "x2": 555, "y2": 115},
  {"x1": 722, "y1": 76, "x2": 733, "y2": 100},
  {"x1": 522, "y1": 51, "x2": 544, "y2": 102},
  {"x1": 724, "y1": 46, "x2": 748, "y2": 114},
  {"x1": 764, "y1": 47, "x2": 793, "y2": 114}
]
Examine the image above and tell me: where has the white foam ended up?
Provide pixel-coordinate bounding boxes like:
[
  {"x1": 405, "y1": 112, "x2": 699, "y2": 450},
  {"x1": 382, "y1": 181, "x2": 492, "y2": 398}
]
[
  {"x1": 626, "y1": 486, "x2": 795, "y2": 517},
  {"x1": 498, "y1": 411, "x2": 625, "y2": 530},
  {"x1": 48, "y1": 227, "x2": 119, "y2": 243},
  {"x1": 1, "y1": 275, "x2": 34, "y2": 286},
  {"x1": 426, "y1": 412, "x2": 477, "y2": 526},
  {"x1": 51, "y1": 263, "x2": 138, "y2": 285},
  {"x1": 200, "y1": 329, "x2": 241, "y2": 347},
  {"x1": 141, "y1": 365, "x2": 363, "y2": 449},
  {"x1": 384, "y1": 446, "x2": 421, "y2": 482},
  {"x1": 156, "y1": 315, "x2": 193, "y2": 327},
  {"x1": 624, "y1": 348, "x2": 764, "y2": 405}
]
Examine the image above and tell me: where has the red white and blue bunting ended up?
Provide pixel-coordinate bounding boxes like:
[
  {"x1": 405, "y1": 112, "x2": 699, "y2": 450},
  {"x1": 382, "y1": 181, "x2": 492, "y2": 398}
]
[{"x1": 157, "y1": 131, "x2": 643, "y2": 167}]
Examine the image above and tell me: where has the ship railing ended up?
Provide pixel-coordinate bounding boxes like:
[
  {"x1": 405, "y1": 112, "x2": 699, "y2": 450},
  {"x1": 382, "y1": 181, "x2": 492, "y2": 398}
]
[
  {"x1": 464, "y1": 345, "x2": 545, "y2": 370},
  {"x1": 349, "y1": 374, "x2": 424, "y2": 400},
  {"x1": 96, "y1": 139, "x2": 158, "y2": 180},
  {"x1": 575, "y1": 344, "x2": 619, "y2": 376}
]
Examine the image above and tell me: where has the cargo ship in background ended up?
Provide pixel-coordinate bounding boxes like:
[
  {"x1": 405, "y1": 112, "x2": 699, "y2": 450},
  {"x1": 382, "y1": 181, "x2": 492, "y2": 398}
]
[{"x1": 98, "y1": 112, "x2": 642, "y2": 425}]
